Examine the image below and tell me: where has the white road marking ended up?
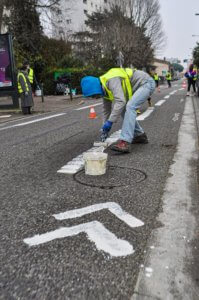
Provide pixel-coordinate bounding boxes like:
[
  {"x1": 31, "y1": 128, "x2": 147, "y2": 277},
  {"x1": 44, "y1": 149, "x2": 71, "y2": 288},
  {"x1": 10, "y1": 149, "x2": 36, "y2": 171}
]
[
  {"x1": 57, "y1": 130, "x2": 121, "y2": 174},
  {"x1": 180, "y1": 98, "x2": 184, "y2": 103},
  {"x1": 164, "y1": 95, "x2": 170, "y2": 99},
  {"x1": 0, "y1": 113, "x2": 66, "y2": 131},
  {"x1": 0, "y1": 115, "x2": 11, "y2": 118},
  {"x1": 58, "y1": 106, "x2": 155, "y2": 175},
  {"x1": 133, "y1": 99, "x2": 199, "y2": 298},
  {"x1": 136, "y1": 107, "x2": 155, "y2": 121},
  {"x1": 53, "y1": 202, "x2": 144, "y2": 228},
  {"x1": 24, "y1": 202, "x2": 144, "y2": 257},
  {"x1": 75, "y1": 103, "x2": 102, "y2": 111},
  {"x1": 155, "y1": 100, "x2": 166, "y2": 106},
  {"x1": 179, "y1": 88, "x2": 185, "y2": 91},
  {"x1": 24, "y1": 221, "x2": 134, "y2": 257},
  {"x1": 169, "y1": 90, "x2": 177, "y2": 95},
  {"x1": 172, "y1": 113, "x2": 180, "y2": 122}
]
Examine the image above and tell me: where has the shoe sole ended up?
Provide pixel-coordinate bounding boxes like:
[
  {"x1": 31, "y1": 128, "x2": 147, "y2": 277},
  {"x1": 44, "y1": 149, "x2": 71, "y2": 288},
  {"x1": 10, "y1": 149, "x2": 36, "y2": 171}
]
[
  {"x1": 132, "y1": 140, "x2": 148, "y2": 144},
  {"x1": 110, "y1": 146, "x2": 131, "y2": 153}
]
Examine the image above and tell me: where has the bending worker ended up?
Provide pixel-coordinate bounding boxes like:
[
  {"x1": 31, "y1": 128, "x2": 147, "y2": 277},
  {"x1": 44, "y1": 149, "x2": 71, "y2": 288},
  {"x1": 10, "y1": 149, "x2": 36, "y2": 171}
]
[{"x1": 81, "y1": 68, "x2": 155, "y2": 153}]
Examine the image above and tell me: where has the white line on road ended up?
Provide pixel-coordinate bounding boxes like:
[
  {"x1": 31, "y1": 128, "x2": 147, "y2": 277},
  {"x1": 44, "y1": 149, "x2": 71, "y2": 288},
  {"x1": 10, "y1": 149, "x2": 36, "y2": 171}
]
[
  {"x1": 155, "y1": 100, "x2": 166, "y2": 106},
  {"x1": 136, "y1": 107, "x2": 155, "y2": 121},
  {"x1": 132, "y1": 99, "x2": 199, "y2": 299},
  {"x1": 0, "y1": 115, "x2": 11, "y2": 118},
  {"x1": 169, "y1": 90, "x2": 177, "y2": 95},
  {"x1": 0, "y1": 113, "x2": 66, "y2": 131},
  {"x1": 24, "y1": 221, "x2": 134, "y2": 257},
  {"x1": 58, "y1": 107, "x2": 155, "y2": 174},
  {"x1": 164, "y1": 95, "x2": 170, "y2": 99},
  {"x1": 53, "y1": 202, "x2": 144, "y2": 228},
  {"x1": 57, "y1": 130, "x2": 121, "y2": 174},
  {"x1": 75, "y1": 103, "x2": 102, "y2": 111},
  {"x1": 178, "y1": 88, "x2": 185, "y2": 91}
]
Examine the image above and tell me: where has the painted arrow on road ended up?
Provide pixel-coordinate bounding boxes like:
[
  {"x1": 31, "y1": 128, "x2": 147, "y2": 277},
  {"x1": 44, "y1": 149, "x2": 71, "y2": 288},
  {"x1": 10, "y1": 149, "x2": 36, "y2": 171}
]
[
  {"x1": 53, "y1": 202, "x2": 144, "y2": 228},
  {"x1": 24, "y1": 202, "x2": 144, "y2": 257}
]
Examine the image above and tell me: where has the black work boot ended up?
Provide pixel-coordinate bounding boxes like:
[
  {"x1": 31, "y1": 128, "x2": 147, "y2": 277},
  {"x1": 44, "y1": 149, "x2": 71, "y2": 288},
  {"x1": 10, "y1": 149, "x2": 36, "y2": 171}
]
[
  {"x1": 132, "y1": 133, "x2": 148, "y2": 144},
  {"x1": 110, "y1": 140, "x2": 131, "y2": 153}
]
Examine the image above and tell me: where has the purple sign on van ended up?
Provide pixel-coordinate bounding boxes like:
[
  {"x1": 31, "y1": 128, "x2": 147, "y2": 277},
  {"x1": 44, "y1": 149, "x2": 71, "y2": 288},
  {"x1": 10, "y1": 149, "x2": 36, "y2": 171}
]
[{"x1": 0, "y1": 35, "x2": 13, "y2": 88}]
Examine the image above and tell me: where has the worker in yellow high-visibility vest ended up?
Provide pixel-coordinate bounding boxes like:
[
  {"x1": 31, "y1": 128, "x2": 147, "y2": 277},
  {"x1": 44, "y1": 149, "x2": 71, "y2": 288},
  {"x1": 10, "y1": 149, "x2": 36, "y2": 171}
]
[
  {"x1": 18, "y1": 64, "x2": 33, "y2": 114},
  {"x1": 23, "y1": 61, "x2": 36, "y2": 88},
  {"x1": 166, "y1": 71, "x2": 172, "y2": 87},
  {"x1": 81, "y1": 68, "x2": 156, "y2": 153},
  {"x1": 153, "y1": 73, "x2": 159, "y2": 88}
]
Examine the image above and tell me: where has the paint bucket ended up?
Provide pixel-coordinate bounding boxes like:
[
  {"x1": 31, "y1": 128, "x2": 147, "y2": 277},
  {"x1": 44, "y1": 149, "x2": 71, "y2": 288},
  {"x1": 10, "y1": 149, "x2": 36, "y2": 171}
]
[{"x1": 83, "y1": 152, "x2": 108, "y2": 176}]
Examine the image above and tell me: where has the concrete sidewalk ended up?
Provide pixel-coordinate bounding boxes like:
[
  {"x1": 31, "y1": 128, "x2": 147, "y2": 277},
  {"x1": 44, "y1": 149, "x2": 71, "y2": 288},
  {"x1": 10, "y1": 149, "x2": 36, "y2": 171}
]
[{"x1": 0, "y1": 94, "x2": 85, "y2": 124}]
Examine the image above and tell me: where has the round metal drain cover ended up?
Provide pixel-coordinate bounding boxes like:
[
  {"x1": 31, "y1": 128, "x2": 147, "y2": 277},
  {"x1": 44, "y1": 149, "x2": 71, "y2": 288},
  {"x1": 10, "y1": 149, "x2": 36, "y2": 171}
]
[{"x1": 73, "y1": 165, "x2": 147, "y2": 189}]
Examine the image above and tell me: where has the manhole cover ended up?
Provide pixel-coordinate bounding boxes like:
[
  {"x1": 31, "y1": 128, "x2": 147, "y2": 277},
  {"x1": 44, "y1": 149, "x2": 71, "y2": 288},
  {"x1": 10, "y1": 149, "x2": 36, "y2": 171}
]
[{"x1": 73, "y1": 165, "x2": 147, "y2": 189}]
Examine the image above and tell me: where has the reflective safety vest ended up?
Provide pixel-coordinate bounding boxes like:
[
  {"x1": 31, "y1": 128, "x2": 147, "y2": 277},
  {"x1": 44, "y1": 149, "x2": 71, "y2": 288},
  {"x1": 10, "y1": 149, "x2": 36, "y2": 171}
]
[
  {"x1": 166, "y1": 72, "x2": 171, "y2": 80},
  {"x1": 154, "y1": 74, "x2": 159, "y2": 81},
  {"x1": 28, "y1": 68, "x2": 34, "y2": 84},
  {"x1": 100, "y1": 68, "x2": 134, "y2": 101},
  {"x1": 193, "y1": 68, "x2": 197, "y2": 81},
  {"x1": 18, "y1": 72, "x2": 29, "y2": 94}
]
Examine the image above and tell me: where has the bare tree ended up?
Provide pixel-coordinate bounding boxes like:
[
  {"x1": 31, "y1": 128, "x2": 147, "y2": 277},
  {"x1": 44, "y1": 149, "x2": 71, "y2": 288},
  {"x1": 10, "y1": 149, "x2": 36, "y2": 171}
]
[
  {"x1": 73, "y1": 5, "x2": 154, "y2": 69},
  {"x1": 109, "y1": 0, "x2": 166, "y2": 54}
]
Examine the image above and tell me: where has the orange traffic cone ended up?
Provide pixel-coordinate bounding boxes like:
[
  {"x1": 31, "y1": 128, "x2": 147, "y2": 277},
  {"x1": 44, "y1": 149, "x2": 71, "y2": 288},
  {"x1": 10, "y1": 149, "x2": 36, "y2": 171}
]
[{"x1": 89, "y1": 106, "x2": 97, "y2": 119}]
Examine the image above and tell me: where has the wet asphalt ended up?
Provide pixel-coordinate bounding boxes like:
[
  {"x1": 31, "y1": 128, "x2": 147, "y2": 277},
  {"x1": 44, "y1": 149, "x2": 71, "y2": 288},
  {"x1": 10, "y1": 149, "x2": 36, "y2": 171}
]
[{"x1": 0, "y1": 82, "x2": 195, "y2": 299}]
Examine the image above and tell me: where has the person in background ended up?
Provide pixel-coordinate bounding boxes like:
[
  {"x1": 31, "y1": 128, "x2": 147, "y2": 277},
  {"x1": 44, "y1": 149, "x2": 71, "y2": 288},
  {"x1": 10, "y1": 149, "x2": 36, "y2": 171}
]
[
  {"x1": 184, "y1": 64, "x2": 197, "y2": 96},
  {"x1": 23, "y1": 61, "x2": 38, "y2": 92},
  {"x1": 17, "y1": 64, "x2": 33, "y2": 115},
  {"x1": 166, "y1": 71, "x2": 172, "y2": 87},
  {"x1": 153, "y1": 72, "x2": 159, "y2": 88},
  {"x1": 81, "y1": 67, "x2": 155, "y2": 153}
]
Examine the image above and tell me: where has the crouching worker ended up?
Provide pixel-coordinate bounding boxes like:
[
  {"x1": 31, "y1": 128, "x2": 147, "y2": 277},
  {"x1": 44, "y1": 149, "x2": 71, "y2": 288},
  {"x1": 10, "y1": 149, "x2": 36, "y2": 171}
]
[
  {"x1": 18, "y1": 64, "x2": 33, "y2": 115},
  {"x1": 81, "y1": 68, "x2": 155, "y2": 153}
]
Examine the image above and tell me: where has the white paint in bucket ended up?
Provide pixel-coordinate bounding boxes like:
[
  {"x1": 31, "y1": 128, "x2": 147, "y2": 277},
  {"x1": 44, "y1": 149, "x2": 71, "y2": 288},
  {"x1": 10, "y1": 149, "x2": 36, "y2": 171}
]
[{"x1": 83, "y1": 152, "x2": 108, "y2": 176}]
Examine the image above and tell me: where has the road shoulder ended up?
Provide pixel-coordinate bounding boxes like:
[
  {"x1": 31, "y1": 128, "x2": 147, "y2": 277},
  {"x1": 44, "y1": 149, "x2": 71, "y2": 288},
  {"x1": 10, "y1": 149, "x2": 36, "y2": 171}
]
[{"x1": 132, "y1": 97, "x2": 199, "y2": 299}]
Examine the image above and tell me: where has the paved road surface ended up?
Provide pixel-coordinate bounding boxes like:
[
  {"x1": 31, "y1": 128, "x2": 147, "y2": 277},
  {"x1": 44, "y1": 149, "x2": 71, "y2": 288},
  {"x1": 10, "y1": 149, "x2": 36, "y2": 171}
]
[{"x1": 0, "y1": 82, "x2": 198, "y2": 299}]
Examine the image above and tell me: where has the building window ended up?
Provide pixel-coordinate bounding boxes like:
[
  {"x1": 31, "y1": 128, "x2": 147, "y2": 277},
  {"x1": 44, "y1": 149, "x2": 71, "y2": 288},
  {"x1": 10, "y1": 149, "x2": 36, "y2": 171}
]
[
  {"x1": 83, "y1": 0, "x2": 87, "y2": 3},
  {"x1": 104, "y1": 0, "x2": 107, "y2": 3},
  {"x1": 84, "y1": 10, "x2": 87, "y2": 14},
  {"x1": 66, "y1": 19, "x2": 71, "y2": 24}
]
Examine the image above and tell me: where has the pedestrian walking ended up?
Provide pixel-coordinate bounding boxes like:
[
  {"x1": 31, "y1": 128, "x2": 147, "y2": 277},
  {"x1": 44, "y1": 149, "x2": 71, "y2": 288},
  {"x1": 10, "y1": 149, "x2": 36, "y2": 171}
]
[
  {"x1": 166, "y1": 71, "x2": 172, "y2": 87},
  {"x1": 17, "y1": 64, "x2": 33, "y2": 115},
  {"x1": 153, "y1": 72, "x2": 159, "y2": 88},
  {"x1": 185, "y1": 64, "x2": 197, "y2": 96},
  {"x1": 81, "y1": 67, "x2": 155, "y2": 153}
]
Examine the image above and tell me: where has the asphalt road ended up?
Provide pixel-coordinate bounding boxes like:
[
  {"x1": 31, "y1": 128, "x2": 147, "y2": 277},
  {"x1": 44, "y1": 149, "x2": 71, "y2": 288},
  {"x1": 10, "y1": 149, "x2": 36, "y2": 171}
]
[{"x1": 0, "y1": 81, "x2": 198, "y2": 299}]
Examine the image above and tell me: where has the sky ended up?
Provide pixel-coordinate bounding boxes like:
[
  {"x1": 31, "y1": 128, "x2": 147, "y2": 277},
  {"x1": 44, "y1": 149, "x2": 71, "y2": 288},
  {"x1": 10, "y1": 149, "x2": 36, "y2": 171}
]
[{"x1": 159, "y1": 0, "x2": 199, "y2": 64}]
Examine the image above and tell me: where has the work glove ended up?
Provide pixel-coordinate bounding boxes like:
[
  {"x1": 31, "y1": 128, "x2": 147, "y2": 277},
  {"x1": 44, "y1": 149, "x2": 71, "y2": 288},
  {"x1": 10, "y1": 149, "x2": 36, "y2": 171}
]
[{"x1": 102, "y1": 120, "x2": 113, "y2": 133}]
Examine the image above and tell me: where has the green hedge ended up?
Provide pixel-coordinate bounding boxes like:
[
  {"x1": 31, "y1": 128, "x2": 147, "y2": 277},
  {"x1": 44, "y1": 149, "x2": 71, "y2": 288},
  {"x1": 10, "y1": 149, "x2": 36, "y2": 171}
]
[{"x1": 41, "y1": 67, "x2": 106, "y2": 95}]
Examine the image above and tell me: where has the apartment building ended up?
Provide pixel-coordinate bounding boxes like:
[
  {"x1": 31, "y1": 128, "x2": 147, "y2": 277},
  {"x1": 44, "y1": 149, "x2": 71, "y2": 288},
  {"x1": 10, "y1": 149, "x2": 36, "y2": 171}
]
[{"x1": 48, "y1": 0, "x2": 110, "y2": 39}]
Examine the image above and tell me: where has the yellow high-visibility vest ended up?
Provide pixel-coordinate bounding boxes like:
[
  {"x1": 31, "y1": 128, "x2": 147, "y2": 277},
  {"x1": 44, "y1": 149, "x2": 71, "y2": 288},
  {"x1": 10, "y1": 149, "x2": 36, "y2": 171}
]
[
  {"x1": 100, "y1": 68, "x2": 134, "y2": 101},
  {"x1": 18, "y1": 72, "x2": 29, "y2": 94},
  {"x1": 28, "y1": 68, "x2": 34, "y2": 84},
  {"x1": 166, "y1": 72, "x2": 172, "y2": 80},
  {"x1": 193, "y1": 68, "x2": 197, "y2": 81},
  {"x1": 154, "y1": 74, "x2": 159, "y2": 81}
]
